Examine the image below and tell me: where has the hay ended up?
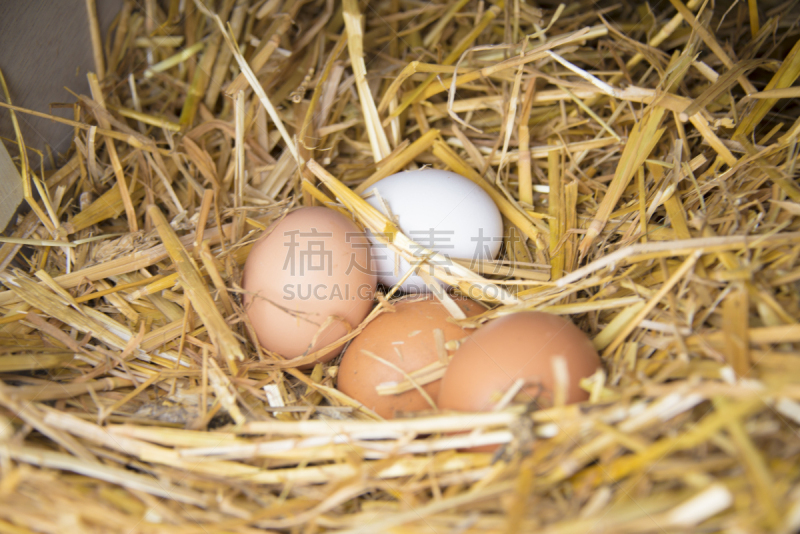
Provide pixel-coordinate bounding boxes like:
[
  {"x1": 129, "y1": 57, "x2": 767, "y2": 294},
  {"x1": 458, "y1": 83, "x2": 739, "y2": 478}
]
[{"x1": 0, "y1": 0, "x2": 799, "y2": 531}]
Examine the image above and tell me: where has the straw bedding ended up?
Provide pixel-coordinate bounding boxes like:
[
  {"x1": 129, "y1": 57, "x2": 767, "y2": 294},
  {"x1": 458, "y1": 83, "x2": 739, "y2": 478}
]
[{"x1": 0, "y1": 0, "x2": 799, "y2": 531}]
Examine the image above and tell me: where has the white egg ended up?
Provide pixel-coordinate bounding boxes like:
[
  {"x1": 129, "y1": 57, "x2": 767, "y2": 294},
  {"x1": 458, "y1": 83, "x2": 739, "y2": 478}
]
[{"x1": 363, "y1": 169, "x2": 503, "y2": 293}]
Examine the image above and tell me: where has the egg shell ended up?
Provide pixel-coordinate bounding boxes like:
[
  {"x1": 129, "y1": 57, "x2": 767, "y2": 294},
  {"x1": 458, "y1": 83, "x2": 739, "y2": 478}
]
[
  {"x1": 438, "y1": 311, "x2": 601, "y2": 413},
  {"x1": 242, "y1": 207, "x2": 377, "y2": 364},
  {"x1": 337, "y1": 295, "x2": 484, "y2": 419},
  {"x1": 363, "y1": 169, "x2": 503, "y2": 293}
]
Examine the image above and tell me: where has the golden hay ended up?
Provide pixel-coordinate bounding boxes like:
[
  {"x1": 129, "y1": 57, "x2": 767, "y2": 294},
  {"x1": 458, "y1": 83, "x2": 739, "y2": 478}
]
[{"x1": 0, "y1": 0, "x2": 799, "y2": 532}]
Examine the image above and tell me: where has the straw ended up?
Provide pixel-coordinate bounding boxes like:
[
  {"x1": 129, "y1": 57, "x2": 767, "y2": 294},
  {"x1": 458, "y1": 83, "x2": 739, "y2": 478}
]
[{"x1": 0, "y1": 0, "x2": 798, "y2": 531}]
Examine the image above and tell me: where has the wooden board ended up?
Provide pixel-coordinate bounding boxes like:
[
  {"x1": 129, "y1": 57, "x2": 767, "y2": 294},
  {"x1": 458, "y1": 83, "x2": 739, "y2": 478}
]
[{"x1": 0, "y1": 140, "x2": 22, "y2": 232}]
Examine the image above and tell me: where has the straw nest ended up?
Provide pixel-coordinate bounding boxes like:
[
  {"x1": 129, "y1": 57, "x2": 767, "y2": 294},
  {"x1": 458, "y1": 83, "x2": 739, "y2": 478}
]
[{"x1": 0, "y1": 0, "x2": 799, "y2": 531}]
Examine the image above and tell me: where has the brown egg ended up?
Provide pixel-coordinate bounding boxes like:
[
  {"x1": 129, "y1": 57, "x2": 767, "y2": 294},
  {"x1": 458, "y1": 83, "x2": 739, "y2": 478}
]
[
  {"x1": 337, "y1": 295, "x2": 484, "y2": 419},
  {"x1": 438, "y1": 311, "x2": 600, "y2": 414},
  {"x1": 242, "y1": 207, "x2": 376, "y2": 364}
]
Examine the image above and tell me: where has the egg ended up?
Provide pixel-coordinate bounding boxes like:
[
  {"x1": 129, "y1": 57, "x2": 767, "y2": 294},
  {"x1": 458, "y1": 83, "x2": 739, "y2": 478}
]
[
  {"x1": 242, "y1": 207, "x2": 377, "y2": 364},
  {"x1": 337, "y1": 295, "x2": 483, "y2": 418},
  {"x1": 363, "y1": 169, "x2": 503, "y2": 293},
  {"x1": 438, "y1": 311, "x2": 601, "y2": 414}
]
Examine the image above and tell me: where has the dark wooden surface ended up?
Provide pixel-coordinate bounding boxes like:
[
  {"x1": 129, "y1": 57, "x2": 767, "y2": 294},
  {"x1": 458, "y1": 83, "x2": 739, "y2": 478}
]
[{"x1": 0, "y1": 0, "x2": 123, "y2": 229}]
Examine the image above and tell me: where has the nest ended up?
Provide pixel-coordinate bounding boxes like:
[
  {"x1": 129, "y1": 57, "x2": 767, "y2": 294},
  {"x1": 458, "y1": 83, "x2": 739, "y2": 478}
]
[{"x1": 1, "y1": 0, "x2": 800, "y2": 531}]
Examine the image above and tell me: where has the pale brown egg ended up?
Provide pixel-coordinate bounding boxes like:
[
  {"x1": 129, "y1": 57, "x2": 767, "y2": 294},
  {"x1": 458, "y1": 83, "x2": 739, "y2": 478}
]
[
  {"x1": 337, "y1": 295, "x2": 484, "y2": 419},
  {"x1": 242, "y1": 207, "x2": 376, "y2": 365},
  {"x1": 438, "y1": 311, "x2": 600, "y2": 413}
]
